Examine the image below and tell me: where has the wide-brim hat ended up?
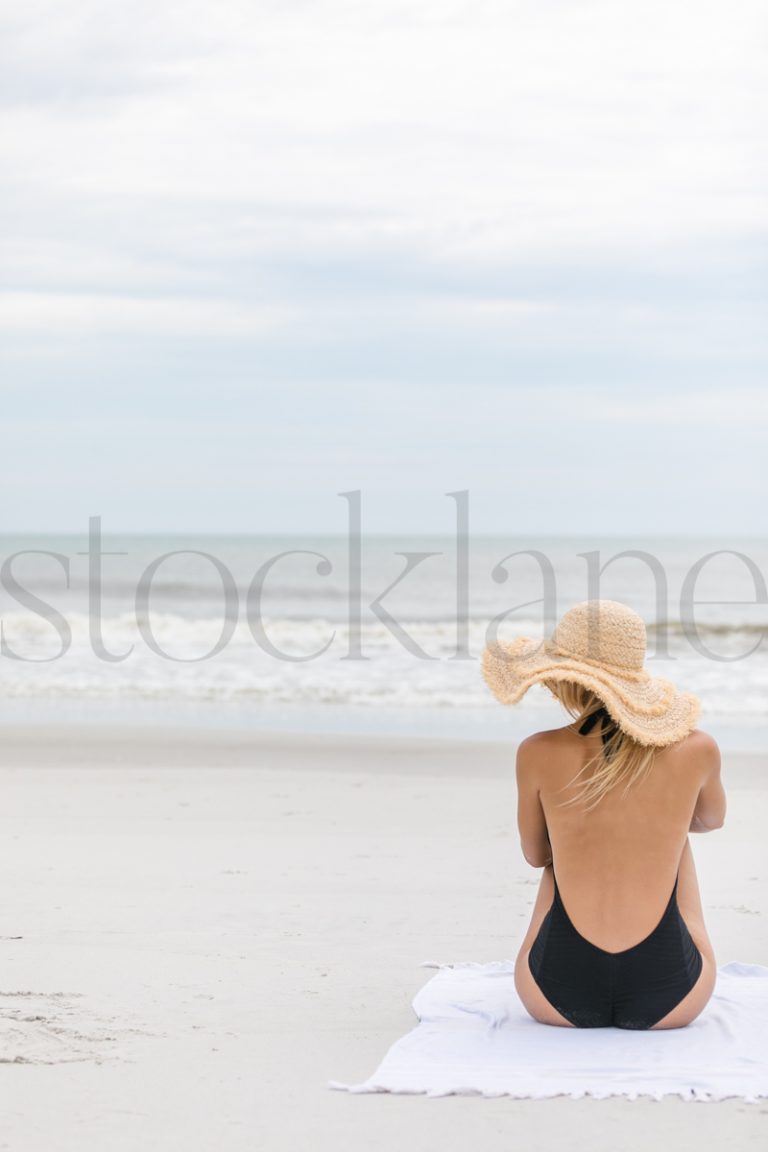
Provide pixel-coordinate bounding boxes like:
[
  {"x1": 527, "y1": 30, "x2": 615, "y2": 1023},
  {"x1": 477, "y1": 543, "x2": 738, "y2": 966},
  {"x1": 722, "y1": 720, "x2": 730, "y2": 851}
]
[{"x1": 481, "y1": 599, "x2": 701, "y2": 748}]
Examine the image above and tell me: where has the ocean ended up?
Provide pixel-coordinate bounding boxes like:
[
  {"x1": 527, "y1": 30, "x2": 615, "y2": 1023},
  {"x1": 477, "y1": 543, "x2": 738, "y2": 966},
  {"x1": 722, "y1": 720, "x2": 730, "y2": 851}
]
[{"x1": 0, "y1": 532, "x2": 766, "y2": 749}]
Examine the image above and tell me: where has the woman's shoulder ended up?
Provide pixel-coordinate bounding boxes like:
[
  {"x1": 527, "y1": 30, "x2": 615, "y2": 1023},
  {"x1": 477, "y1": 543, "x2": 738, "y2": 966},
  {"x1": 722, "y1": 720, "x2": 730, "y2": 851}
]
[
  {"x1": 517, "y1": 725, "x2": 721, "y2": 770},
  {"x1": 663, "y1": 728, "x2": 720, "y2": 763},
  {"x1": 515, "y1": 726, "x2": 579, "y2": 773},
  {"x1": 666, "y1": 729, "x2": 721, "y2": 787},
  {"x1": 681, "y1": 728, "x2": 719, "y2": 750},
  {"x1": 517, "y1": 723, "x2": 584, "y2": 751},
  {"x1": 520, "y1": 725, "x2": 720, "y2": 748},
  {"x1": 519, "y1": 723, "x2": 576, "y2": 743},
  {"x1": 515, "y1": 729, "x2": 559, "y2": 777},
  {"x1": 515, "y1": 727, "x2": 564, "y2": 756}
]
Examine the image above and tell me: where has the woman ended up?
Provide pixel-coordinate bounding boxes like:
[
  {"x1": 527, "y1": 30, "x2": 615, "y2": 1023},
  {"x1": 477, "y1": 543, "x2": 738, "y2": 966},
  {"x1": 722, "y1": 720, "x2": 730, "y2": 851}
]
[{"x1": 482, "y1": 599, "x2": 726, "y2": 1031}]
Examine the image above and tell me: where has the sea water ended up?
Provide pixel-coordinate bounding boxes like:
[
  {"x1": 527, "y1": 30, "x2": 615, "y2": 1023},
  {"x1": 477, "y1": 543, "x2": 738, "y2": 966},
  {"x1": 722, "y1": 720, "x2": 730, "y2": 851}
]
[{"x1": 0, "y1": 531, "x2": 765, "y2": 749}]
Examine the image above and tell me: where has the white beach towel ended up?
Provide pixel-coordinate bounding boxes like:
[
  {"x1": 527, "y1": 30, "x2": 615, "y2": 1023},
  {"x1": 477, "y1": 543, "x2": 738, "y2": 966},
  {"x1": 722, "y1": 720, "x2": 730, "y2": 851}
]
[{"x1": 328, "y1": 960, "x2": 768, "y2": 1101}]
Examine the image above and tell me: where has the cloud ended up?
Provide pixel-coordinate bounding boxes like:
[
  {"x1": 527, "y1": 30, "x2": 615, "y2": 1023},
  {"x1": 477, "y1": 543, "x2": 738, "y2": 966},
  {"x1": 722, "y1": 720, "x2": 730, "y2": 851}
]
[
  {"x1": 0, "y1": 291, "x2": 292, "y2": 335},
  {"x1": 0, "y1": 1, "x2": 765, "y2": 532},
  {"x1": 2, "y1": 0, "x2": 766, "y2": 250}
]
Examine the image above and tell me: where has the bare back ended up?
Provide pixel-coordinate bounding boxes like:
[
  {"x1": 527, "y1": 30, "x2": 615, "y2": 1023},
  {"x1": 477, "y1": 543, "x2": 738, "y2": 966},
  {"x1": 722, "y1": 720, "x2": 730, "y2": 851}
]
[{"x1": 529, "y1": 724, "x2": 714, "y2": 952}]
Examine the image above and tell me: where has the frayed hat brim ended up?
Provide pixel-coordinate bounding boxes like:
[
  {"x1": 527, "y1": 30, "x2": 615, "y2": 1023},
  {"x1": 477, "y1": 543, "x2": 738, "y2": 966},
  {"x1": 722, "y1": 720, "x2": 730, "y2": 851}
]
[{"x1": 481, "y1": 637, "x2": 701, "y2": 748}]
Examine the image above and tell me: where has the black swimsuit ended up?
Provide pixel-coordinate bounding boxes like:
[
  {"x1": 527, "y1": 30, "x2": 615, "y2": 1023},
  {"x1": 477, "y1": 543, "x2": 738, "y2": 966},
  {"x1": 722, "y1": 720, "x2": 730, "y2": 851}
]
[{"x1": 527, "y1": 708, "x2": 704, "y2": 1030}]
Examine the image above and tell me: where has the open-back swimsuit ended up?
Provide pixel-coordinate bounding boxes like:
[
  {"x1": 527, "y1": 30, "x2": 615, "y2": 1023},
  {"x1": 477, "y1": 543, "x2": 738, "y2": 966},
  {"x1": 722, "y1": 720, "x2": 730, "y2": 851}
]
[{"x1": 527, "y1": 706, "x2": 704, "y2": 1029}]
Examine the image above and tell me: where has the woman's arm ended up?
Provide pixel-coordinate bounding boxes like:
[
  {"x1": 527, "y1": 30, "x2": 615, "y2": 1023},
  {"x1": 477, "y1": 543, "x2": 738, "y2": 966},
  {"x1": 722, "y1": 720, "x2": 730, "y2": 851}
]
[
  {"x1": 689, "y1": 733, "x2": 726, "y2": 833},
  {"x1": 516, "y1": 736, "x2": 553, "y2": 867}
]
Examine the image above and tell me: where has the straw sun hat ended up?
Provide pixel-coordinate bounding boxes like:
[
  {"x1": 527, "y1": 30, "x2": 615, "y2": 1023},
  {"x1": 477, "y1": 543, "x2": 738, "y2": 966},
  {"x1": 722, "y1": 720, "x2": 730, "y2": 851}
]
[{"x1": 481, "y1": 599, "x2": 701, "y2": 748}]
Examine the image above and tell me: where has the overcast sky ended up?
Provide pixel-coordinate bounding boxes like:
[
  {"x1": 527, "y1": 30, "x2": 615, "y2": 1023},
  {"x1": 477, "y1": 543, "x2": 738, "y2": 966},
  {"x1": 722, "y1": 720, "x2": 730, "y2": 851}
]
[{"x1": 1, "y1": 0, "x2": 766, "y2": 535}]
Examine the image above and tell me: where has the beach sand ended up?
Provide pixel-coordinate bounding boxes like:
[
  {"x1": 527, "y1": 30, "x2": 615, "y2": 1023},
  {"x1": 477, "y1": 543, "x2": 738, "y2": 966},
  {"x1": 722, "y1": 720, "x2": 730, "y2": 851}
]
[{"x1": 0, "y1": 727, "x2": 765, "y2": 1150}]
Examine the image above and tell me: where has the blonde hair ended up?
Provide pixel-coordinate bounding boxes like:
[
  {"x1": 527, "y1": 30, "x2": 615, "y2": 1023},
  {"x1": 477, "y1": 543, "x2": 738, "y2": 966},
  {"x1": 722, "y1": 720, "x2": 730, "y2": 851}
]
[{"x1": 543, "y1": 679, "x2": 656, "y2": 812}]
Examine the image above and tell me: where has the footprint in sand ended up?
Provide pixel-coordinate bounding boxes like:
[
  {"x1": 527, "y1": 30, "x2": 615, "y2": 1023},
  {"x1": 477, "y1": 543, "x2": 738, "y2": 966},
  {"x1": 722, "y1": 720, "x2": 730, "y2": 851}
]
[{"x1": 0, "y1": 990, "x2": 156, "y2": 1065}]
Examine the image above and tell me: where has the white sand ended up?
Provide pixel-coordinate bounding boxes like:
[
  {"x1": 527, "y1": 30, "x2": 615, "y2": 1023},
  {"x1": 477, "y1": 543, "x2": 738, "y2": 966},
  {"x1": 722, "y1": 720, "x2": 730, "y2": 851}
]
[{"x1": 0, "y1": 727, "x2": 765, "y2": 1149}]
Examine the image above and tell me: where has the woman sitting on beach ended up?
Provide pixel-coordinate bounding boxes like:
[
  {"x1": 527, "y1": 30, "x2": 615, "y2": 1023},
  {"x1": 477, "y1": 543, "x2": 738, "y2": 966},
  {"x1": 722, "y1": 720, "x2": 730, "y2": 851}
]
[{"x1": 482, "y1": 599, "x2": 726, "y2": 1031}]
